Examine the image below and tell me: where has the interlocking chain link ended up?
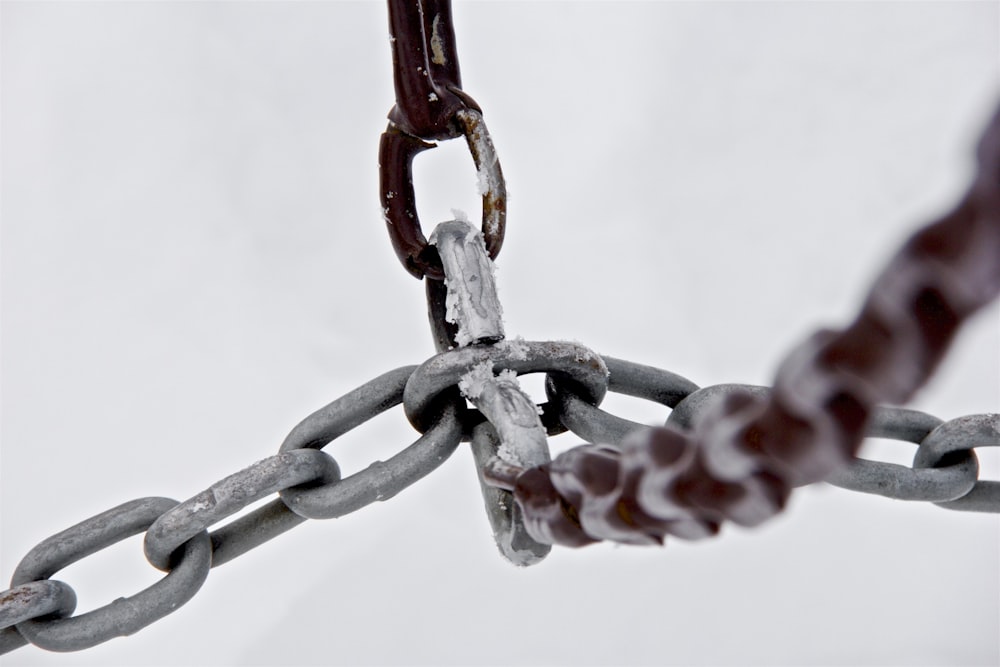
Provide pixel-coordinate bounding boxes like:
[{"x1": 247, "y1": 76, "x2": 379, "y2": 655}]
[
  {"x1": 3, "y1": 0, "x2": 998, "y2": 656},
  {"x1": 379, "y1": 0, "x2": 506, "y2": 279}
]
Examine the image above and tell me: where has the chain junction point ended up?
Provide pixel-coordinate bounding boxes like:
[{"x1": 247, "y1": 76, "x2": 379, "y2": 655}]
[{"x1": 3, "y1": 0, "x2": 998, "y2": 657}]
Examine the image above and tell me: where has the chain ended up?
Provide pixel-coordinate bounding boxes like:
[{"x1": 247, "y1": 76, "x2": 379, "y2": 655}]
[
  {"x1": 3, "y1": 0, "x2": 998, "y2": 657},
  {"x1": 1, "y1": 348, "x2": 995, "y2": 653},
  {"x1": 379, "y1": 0, "x2": 505, "y2": 280}
]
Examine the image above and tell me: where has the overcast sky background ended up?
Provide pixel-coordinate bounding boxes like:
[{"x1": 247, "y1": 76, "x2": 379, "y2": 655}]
[{"x1": 2, "y1": 2, "x2": 999, "y2": 665}]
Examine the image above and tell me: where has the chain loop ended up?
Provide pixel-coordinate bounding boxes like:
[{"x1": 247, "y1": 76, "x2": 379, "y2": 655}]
[
  {"x1": 379, "y1": 114, "x2": 506, "y2": 279},
  {"x1": 10, "y1": 498, "x2": 211, "y2": 652},
  {"x1": 824, "y1": 408, "x2": 981, "y2": 502},
  {"x1": 276, "y1": 366, "x2": 464, "y2": 519},
  {"x1": 380, "y1": 0, "x2": 506, "y2": 279},
  {"x1": 279, "y1": 401, "x2": 464, "y2": 520},
  {"x1": 143, "y1": 450, "x2": 341, "y2": 571},
  {"x1": 915, "y1": 414, "x2": 1000, "y2": 512},
  {"x1": 0, "y1": 581, "x2": 76, "y2": 654},
  {"x1": 384, "y1": 0, "x2": 476, "y2": 141}
]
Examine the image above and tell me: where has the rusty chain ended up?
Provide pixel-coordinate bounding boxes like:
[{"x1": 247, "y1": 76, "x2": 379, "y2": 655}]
[{"x1": 3, "y1": 0, "x2": 998, "y2": 657}]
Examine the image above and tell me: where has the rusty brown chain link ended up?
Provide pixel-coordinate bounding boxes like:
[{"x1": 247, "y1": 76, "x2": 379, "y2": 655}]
[
  {"x1": 2, "y1": 0, "x2": 998, "y2": 658},
  {"x1": 379, "y1": 0, "x2": 506, "y2": 279}
]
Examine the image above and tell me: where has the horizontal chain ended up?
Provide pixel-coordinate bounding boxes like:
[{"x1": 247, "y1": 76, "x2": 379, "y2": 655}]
[{"x1": 3, "y1": 341, "x2": 995, "y2": 653}]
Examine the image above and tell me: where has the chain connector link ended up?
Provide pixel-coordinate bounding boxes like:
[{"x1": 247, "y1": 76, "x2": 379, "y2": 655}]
[{"x1": 426, "y1": 219, "x2": 551, "y2": 565}]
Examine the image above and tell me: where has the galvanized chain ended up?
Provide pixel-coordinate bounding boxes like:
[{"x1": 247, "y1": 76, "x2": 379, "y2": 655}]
[
  {"x1": 1, "y1": 345, "x2": 995, "y2": 653},
  {"x1": 3, "y1": 0, "x2": 998, "y2": 657}
]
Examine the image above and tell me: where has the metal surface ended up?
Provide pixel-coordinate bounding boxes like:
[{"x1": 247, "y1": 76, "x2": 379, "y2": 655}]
[
  {"x1": 470, "y1": 423, "x2": 552, "y2": 565},
  {"x1": 0, "y1": 582, "x2": 76, "y2": 654},
  {"x1": 429, "y1": 219, "x2": 505, "y2": 346},
  {"x1": 143, "y1": 450, "x2": 341, "y2": 571},
  {"x1": 915, "y1": 414, "x2": 1000, "y2": 512},
  {"x1": 380, "y1": 0, "x2": 505, "y2": 278},
  {"x1": 825, "y1": 407, "x2": 979, "y2": 502},
  {"x1": 279, "y1": 400, "x2": 464, "y2": 520},
  {"x1": 8, "y1": 498, "x2": 212, "y2": 652},
  {"x1": 402, "y1": 339, "x2": 609, "y2": 434}
]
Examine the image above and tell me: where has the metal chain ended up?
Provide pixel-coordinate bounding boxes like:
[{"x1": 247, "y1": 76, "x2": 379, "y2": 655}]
[
  {"x1": 3, "y1": 0, "x2": 998, "y2": 656},
  {"x1": 1, "y1": 348, "x2": 995, "y2": 653},
  {"x1": 379, "y1": 0, "x2": 506, "y2": 280}
]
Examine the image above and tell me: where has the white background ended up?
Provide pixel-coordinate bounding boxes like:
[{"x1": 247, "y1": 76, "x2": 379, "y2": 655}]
[{"x1": 2, "y1": 2, "x2": 998, "y2": 665}]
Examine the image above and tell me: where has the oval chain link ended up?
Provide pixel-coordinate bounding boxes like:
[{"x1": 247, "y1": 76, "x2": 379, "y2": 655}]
[{"x1": 9, "y1": 498, "x2": 212, "y2": 653}]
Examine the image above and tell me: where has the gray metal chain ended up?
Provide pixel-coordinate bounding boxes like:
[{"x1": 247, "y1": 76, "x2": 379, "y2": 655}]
[{"x1": 1, "y1": 340, "x2": 995, "y2": 654}]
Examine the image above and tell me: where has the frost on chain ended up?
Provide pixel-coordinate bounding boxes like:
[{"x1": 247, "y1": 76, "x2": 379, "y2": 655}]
[
  {"x1": 497, "y1": 336, "x2": 529, "y2": 361},
  {"x1": 431, "y1": 219, "x2": 504, "y2": 347},
  {"x1": 489, "y1": 377, "x2": 547, "y2": 468},
  {"x1": 458, "y1": 360, "x2": 495, "y2": 400},
  {"x1": 495, "y1": 368, "x2": 519, "y2": 387},
  {"x1": 466, "y1": 122, "x2": 499, "y2": 198}
]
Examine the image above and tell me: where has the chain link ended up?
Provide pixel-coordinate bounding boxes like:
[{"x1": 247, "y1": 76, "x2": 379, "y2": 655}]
[{"x1": 379, "y1": 0, "x2": 506, "y2": 279}]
